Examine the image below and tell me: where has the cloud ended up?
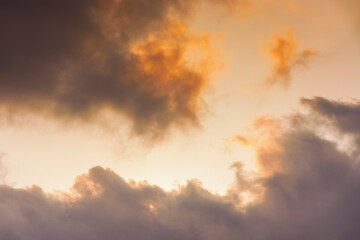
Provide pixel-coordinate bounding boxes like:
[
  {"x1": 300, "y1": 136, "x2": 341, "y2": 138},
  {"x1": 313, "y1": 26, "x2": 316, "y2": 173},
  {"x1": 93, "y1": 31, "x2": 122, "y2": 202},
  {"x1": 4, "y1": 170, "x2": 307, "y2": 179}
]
[
  {"x1": 301, "y1": 97, "x2": 360, "y2": 134},
  {"x1": 266, "y1": 28, "x2": 317, "y2": 87},
  {"x1": 301, "y1": 96, "x2": 360, "y2": 157},
  {"x1": 0, "y1": 0, "x2": 227, "y2": 138},
  {"x1": 0, "y1": 167, "x2": 242, "y2": 240},
  {"x1": 2, "y1": 97, "x2": 360, "y2": 239}
]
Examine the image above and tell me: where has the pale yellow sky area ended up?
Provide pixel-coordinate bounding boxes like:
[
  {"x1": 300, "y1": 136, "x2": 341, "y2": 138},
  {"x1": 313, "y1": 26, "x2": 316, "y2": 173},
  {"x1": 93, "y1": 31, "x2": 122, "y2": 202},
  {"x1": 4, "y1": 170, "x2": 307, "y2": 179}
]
[{"x1": 1, "y1": 0, "x2": 359, "y2": 194}]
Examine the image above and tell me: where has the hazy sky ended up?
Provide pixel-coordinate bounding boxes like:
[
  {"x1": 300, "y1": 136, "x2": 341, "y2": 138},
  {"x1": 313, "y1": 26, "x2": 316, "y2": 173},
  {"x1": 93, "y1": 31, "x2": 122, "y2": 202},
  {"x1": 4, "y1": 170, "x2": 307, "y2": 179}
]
[{"x1": 1, "y1": 0, "x2": 360, "y2": 239}]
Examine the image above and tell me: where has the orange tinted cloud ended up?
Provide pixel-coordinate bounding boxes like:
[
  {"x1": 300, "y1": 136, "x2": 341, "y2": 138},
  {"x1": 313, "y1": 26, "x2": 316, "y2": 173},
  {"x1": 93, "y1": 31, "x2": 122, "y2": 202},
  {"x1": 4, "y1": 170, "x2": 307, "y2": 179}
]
[
  {"x1": 266, "y1": 28, "x2": 317, "y2": 87},
  {"x1": 0, "y1": 0, "x2": 222, "y2": 139},
  {"x1": 232, "y1": 115, "x2": 284, "y2": 176},
  {"x1": 126, "y1": 21, "x2": 216, "y2": 136}
]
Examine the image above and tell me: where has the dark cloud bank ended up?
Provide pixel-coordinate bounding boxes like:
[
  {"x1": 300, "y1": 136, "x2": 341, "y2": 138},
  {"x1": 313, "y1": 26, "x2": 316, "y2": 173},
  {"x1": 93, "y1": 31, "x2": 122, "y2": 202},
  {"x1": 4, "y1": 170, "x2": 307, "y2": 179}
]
[
  {"x1": 0, "y1": 0, "x2": 228, "y2": 137},
  {"x1": 1, "y1": 97, "x2": 360, "y2": 239}
]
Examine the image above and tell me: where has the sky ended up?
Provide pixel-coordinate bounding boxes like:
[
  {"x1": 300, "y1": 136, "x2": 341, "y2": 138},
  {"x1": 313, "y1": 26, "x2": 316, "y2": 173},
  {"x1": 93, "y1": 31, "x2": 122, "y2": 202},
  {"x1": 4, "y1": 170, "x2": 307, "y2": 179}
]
[{"x1": 1, "y1": 0, "x2": 360, "y2": 239}]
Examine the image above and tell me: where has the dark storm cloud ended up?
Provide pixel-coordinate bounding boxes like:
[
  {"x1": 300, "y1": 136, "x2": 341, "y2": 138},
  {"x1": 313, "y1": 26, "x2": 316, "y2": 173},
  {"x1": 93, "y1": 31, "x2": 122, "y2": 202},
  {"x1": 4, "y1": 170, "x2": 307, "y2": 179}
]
[
  {"x1": 2, "y1": 97, "x2": 360, "y2": 239},
  {"x1": 0, "y1": 0, "x2": 218, "y2": 137}
]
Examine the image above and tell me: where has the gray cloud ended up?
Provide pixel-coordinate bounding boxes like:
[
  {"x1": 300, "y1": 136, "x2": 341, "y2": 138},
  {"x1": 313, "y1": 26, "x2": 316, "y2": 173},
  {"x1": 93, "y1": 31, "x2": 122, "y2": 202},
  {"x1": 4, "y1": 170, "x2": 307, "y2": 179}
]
[
  {"x1": 0, "y1": 0, "x2": 218, "y2": 138},
  {"x1": 301, "y1": 97, "x2": 360, "y2": 134},
  {"x1": 2, "y1": 97, "x2": 360, "y2": 239}
]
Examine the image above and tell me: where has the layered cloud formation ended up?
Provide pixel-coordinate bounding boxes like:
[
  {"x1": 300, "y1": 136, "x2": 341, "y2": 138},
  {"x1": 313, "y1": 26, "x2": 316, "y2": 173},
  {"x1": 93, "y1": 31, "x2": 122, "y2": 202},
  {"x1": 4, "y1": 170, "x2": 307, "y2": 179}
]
[
  {"x1": 266, "y1": 29, "x2": 317, "y2": 87},
  {"x1": 1, "y1": 97, "x2": 360, "y2": 239}
]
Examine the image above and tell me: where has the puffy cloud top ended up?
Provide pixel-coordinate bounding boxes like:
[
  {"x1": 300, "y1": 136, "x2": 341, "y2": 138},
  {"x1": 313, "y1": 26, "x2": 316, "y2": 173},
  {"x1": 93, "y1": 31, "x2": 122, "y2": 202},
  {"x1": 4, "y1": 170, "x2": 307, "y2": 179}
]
[{"x1": 1, "y1": 97, "x2": 360, "y2": 239}]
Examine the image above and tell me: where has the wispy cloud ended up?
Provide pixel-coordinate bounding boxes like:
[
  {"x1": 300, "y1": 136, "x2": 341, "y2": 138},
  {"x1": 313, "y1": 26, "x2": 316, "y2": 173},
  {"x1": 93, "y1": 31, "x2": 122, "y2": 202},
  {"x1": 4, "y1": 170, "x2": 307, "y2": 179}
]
[{"x1": 266, "y1": 28, "x2": 317, "y2": 87}]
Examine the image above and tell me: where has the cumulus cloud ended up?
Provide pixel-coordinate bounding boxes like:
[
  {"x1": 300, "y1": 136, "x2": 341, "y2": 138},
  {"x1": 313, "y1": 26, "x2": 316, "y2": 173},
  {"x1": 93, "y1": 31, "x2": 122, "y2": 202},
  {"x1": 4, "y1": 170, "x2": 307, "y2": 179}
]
[
  {"x1": 301, "y1": 97, "x2": 360, "y2": 134},
  {"x1": 301, "y1": 96, "x2": 360, "y2": 157},
  {"x1": 0, "y1": 0, "x2": 233, "y2": 138},
  {"x1": 266, "y1": 28, "x2": 317, "y2": 87},
  {"x1": 2, "y1": 97, "x2": 360, "y2": 239}
]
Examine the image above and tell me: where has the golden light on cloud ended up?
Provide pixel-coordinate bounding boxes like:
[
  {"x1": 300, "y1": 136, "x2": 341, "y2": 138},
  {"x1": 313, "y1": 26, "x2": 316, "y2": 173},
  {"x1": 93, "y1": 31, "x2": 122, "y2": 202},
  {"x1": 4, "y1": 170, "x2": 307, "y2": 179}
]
[
  {"x1": 266, "y1": 28, "x2": 317, "y2": 87},
  {"x1": 1, "y1": 1, "x2": 360, "y2": 238},
  {"x1": 232, "y1": 115, "x2": 285, "y2": 177},
  {"x1": 126, "y1": 21, "x2": 217, "y2": 137}
]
